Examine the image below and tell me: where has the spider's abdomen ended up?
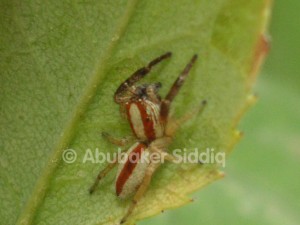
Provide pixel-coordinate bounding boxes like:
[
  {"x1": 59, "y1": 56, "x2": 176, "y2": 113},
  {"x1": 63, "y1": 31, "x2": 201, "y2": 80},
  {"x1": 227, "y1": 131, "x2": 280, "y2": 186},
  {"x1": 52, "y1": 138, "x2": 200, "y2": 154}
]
[
  {"x1": 115, "y1": 142, "x2": 150, "y2": 199},
  {"x1": 126, "y1": 100, "x2": 164, "y2": 141}
]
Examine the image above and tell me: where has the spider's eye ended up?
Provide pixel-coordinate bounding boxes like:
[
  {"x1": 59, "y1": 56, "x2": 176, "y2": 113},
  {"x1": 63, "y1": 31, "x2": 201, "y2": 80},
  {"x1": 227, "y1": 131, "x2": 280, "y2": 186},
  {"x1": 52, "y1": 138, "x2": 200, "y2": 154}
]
[{"x1": 155, "y1": 82, "x2": 162, "y2": 89}]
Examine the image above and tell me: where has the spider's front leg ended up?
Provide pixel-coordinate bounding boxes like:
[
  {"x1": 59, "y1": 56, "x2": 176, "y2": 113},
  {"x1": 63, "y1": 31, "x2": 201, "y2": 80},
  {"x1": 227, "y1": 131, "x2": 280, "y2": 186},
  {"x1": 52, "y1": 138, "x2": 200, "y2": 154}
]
[
  {"x1": 160, "y1": 54, "x2": 198, "y2": 123},
  {"x1": 120, "y1": 161, "x2": 161, "y2": 224},
  {"x1": 114, "y1": 52, "x2": 172, "y2": 103}
]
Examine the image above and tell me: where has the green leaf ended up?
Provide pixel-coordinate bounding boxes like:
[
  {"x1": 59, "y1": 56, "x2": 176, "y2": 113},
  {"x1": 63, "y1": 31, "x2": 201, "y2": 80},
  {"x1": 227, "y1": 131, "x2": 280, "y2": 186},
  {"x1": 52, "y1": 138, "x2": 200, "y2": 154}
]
[{"x1": 0, "y1": 1, "x2": 271, "y2": 225}]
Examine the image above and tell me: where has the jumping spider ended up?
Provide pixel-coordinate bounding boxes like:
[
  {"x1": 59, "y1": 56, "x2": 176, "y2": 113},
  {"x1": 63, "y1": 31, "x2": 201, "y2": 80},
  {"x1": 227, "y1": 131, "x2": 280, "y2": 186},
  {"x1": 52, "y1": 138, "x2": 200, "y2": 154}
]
[{"x1": 89, "y1": 52, "x2": 206, "y2": 224}]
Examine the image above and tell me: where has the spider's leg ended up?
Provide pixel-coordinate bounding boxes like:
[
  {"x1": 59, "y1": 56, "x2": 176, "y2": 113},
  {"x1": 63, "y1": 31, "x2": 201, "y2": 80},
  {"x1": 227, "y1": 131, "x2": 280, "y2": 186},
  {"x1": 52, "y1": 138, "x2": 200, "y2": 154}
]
[
  {"x1": 102, "y1": 132, "x2": 134, "y2": 147},
  {"x1": 147, "y1": 137, "x2": 176, "y2": 162},
  {"x1": 150, "y1": 146, "x2": 178, "y2": 163},
  {"x1": 160, "y1": 54, "x2": 198, "y2": 123},
  {"x1": 89, "y1": 159, "x2": 118, "y2": 194},
  {"x1": 165, "y1": 100, "x2": 207, "y2": 137},
  {"x1": 120, "y1": 162, "x2": 161, "y2": 224},
  {"x1": 114, "y1": 52, "x2": 172, "y2": 103}
]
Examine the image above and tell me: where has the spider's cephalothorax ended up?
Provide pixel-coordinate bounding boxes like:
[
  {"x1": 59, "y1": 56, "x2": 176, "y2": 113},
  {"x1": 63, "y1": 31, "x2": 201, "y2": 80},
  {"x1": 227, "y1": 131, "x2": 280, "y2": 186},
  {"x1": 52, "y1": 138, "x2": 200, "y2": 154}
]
[
  {"x1": 118, "y1": 82, "x2": 164, "y2": 142},
  {"x1": 90, "y1": 52, "x2": 206, "y2": 224},
  {"x1": 113, "y1": 52, "x2": 199, "y2": 143},
  {"x1": 113, "y1": 53, "x2": 172, "y2": 142}
]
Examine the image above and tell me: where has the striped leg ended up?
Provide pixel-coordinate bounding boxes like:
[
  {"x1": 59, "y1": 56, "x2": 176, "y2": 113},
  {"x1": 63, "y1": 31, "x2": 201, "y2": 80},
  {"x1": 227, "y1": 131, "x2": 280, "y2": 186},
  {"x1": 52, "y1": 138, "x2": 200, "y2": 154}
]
[
  {"x1": 120, "y1": 162, "x2": 161, "y2": 224},
  {"x1": 160, "y1": 54, "x2": 198, "y2": 123}
]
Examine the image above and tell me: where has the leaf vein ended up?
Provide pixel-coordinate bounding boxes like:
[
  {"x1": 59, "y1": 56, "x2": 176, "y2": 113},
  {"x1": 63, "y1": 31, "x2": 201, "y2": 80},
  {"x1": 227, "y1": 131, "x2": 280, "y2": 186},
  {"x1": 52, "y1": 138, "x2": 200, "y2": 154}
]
[{"x1": 15, "y1": 1, "x2": 139, "y2": 224}]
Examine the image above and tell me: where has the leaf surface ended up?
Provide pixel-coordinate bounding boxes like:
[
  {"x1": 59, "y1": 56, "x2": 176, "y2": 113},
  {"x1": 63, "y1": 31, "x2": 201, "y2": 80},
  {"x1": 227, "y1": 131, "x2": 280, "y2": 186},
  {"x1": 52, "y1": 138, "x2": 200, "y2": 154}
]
[{"x1": 0, "y1": 0, "x2": 271, "y2": 224}]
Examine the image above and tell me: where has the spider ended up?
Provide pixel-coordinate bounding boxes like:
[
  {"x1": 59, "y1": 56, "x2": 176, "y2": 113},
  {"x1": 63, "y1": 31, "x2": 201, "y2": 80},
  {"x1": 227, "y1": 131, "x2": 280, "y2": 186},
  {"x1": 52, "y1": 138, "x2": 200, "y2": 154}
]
[{"x1": 89, "y1": 52, "x2": 206, "y2": 224}]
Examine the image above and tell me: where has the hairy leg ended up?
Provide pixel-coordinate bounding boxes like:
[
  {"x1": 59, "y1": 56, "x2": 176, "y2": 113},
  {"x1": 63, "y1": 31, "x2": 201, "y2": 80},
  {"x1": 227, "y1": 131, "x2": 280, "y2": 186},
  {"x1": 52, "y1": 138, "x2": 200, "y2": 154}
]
[
  {"x1": 89, "y1": 159, "x2": 118, "y2": 194},
  {"x1": 165, "y1": 100, "x2": 207, "y2": 137},
  {"x1": 120, "y1": 162, "x2": 161, "y2": 224},
  {"x1": 114, "y1": 52, "x2": 172, "y2": 103},
  {"x1": 102, "y1": 132, "x2": 134, "y2": 147},
  {"x1": 160, "y1": 54, "x2": 198, "y2": 122}
]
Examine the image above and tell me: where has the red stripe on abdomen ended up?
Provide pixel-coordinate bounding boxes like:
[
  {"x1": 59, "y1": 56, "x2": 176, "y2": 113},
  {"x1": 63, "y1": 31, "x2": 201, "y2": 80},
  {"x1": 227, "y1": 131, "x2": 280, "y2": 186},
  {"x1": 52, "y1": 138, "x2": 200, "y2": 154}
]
[{"x1": 116, "y1": 143, "x2": 146, "y2": 196}]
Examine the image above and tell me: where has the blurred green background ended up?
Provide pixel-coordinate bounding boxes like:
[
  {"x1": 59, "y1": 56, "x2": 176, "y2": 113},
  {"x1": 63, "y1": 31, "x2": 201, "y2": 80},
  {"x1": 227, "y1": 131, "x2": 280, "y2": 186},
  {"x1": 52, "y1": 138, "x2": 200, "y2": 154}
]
[{"x1": 141, "y1": 1, "x2": 300, "y2": 225}]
